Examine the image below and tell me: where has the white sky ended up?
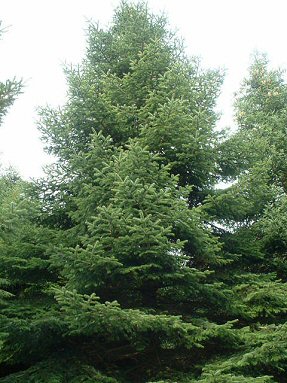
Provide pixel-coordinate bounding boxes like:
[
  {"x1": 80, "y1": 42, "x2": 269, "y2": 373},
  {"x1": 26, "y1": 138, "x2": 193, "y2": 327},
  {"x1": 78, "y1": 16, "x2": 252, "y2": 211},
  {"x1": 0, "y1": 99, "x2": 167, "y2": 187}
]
[{"x1": 1, "y1": 0, "x2": 287, "y2": 179}]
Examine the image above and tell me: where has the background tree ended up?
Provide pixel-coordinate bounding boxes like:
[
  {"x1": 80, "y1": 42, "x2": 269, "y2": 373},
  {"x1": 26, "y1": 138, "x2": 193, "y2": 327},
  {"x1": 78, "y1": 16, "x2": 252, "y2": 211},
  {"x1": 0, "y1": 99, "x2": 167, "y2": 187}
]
[
  {"x1": 200, "y1": 55, "x2": 287, "y2": 383},
  {"x1": 0, "y1": 23, "x2": 22, "y2": 124},
  {"x1": 0, "y1": 23, "x2": 22, "y2": 303},
  {"x1": 0, "y1": 24, "x2": 62, "y2": 381}
]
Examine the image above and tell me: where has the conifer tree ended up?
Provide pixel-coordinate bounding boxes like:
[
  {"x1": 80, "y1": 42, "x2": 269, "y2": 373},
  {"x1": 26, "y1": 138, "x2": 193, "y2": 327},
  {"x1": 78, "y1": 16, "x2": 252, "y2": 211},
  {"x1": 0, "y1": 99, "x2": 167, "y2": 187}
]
[
  {"x1": 39, "y1": 1, "x2": 222, "y2": 206},
  {"x1": 0, "y1": 3, "x2": 241, "y2": 382},
  {"x1": 200, "y1": 55, "x2": 287, "y2": 382},
  {"x1": 3, "y1": 4, "x2": 287, "y2": 383},
  {"x1": 0, "y1": 25, "x2": 62, "y2": 381},
  {"x1": 0, "y1": 24, "x2": 23, "y2": 305},
  {"x1": 0, "y1": 24, "x2": 22, "y2": 124}
]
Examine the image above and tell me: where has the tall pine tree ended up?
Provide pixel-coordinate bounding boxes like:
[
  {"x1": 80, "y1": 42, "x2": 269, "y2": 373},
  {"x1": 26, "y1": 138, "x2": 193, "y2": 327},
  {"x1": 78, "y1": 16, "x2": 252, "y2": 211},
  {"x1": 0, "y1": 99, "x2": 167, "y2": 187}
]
[
  {"x1": 1, "y1": 3, "x2": 239, "y2": 382},
  {"x1": 3, "y1": 4, "x2": 287, "y2": 383}
]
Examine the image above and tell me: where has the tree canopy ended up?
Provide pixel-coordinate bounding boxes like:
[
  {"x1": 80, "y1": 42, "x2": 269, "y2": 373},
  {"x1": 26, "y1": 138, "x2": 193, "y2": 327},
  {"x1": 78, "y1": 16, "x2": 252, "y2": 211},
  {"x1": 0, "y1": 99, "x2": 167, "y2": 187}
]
[{"x1": 1, "y1": 3, "x2": 287, "y2": 383}]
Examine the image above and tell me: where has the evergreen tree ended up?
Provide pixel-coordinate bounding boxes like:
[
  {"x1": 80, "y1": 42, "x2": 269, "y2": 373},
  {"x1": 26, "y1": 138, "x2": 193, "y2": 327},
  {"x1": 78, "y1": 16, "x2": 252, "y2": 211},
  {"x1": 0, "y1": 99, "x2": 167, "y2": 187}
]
[
  {"x1": 2, "y1": 4, "x2": 287, "y2": 383},
  {"x1": 38, "y1": 1, "x2": 222, "y2": 206},
  {"x1": 201, "y1": 55, "x2": 287, "y2": 382},
  {"x1": 0, "y1": 24, "x2": 61, "y2": 380},
  {"x1": 0, "y1": 23, "x2": 22, "y2": 305},
  {"x1": 0, "y1": 24, "x2": 22, "y2": 124},
  {"x1": 1, "y1": 3, "x2": 239, "y2": 382}
]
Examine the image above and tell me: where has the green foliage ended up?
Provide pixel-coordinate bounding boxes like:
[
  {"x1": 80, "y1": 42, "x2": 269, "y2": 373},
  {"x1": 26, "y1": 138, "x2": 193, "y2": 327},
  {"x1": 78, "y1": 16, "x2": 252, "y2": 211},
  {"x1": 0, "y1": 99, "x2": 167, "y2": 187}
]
[
  {"x1": 0, "y1": 78, "x2": 22, "y2": 125},
  {"x1": 0, "y1": 24, "x2": 22, "y2": 125},
  {"x1": 197, "y1": 323, "x2": 287, "y2": 382},
  {"x1": 3, "y1": 4, "x2": 287, "y2": 383},
  {"x1": 0, "y1": 175, "x2": 61, "y2": 375},
  {"x1": 202, "y1": 54, "x2": 287, "y2": 383},
  {"x1": 0, "y1": 358, "x2": 118, "y2": 383},
  {"x1": 38, "y1": 3, "x2": 222, "y2": 202},
  {"x1": 192, "y1": 372, "x2": 274, "y2": 382},
  {"x1": 54, "y1": 287, "x2": 237, "y2": 350}
]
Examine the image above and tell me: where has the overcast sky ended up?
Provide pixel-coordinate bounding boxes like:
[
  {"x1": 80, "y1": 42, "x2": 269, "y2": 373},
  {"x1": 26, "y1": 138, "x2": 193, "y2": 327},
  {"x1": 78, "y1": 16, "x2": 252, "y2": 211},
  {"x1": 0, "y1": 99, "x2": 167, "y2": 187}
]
[{"x1": 1, "y1": 0, "x2": 287, "y2": 179}]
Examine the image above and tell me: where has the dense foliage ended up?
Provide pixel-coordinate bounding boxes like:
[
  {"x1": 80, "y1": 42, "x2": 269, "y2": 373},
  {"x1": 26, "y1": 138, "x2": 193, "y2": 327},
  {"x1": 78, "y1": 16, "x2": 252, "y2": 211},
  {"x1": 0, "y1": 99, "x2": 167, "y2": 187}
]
[{"x1": 1, "y1": 3, "x2": 287, "y2": 382}]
